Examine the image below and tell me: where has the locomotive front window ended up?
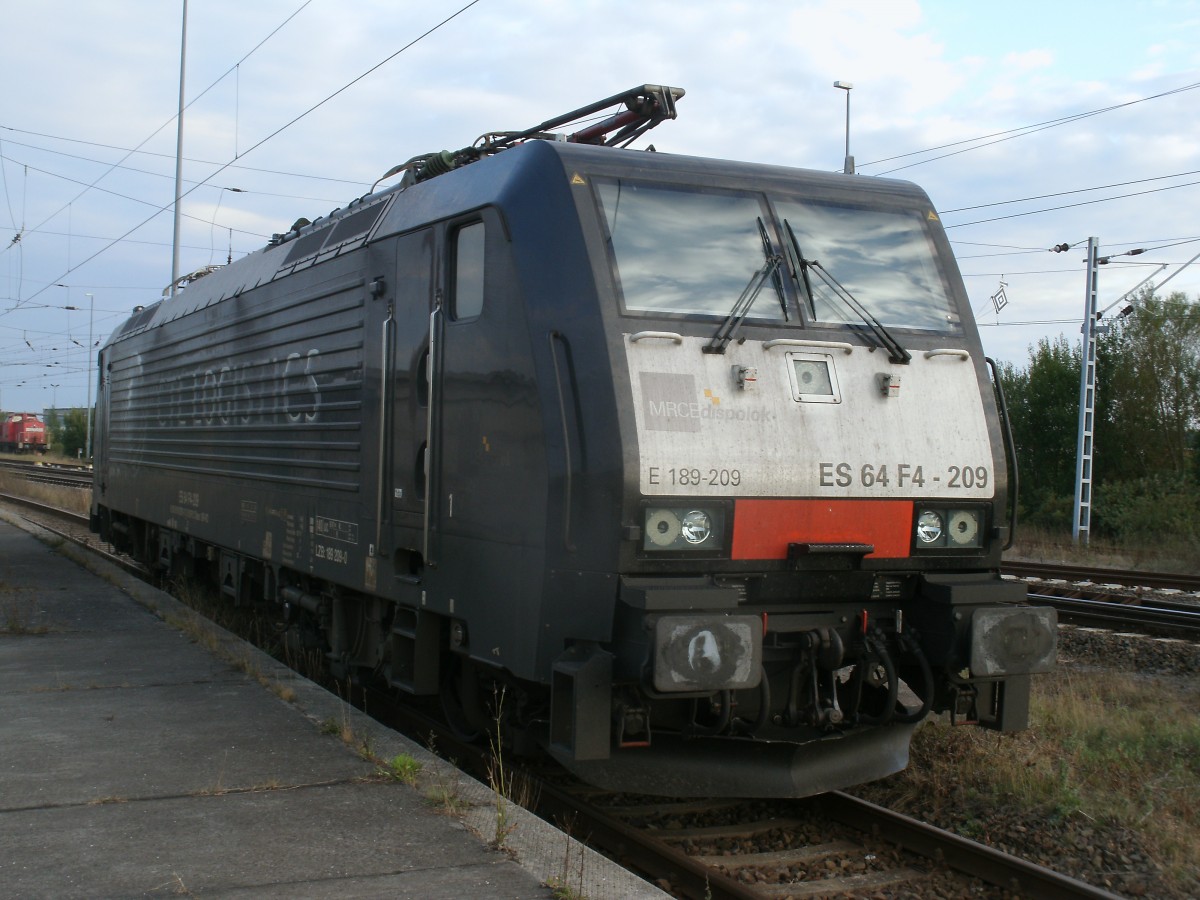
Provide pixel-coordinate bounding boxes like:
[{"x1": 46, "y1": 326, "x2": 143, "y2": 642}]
[
  {"x1": 596, "y1": 181, "x2": 787, "y2": 321},
  {"x1": 776, "y1": 199, "x2": 959, "y2": 333}
]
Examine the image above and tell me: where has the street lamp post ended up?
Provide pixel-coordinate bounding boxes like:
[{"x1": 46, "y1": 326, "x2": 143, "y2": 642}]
[
  {"x1": 834, "y1": 81, "x2": 854, "y2": 174},
  {"x1": 85, "y1": 292, "x2": 94, "y2": 462},
  {"x1": 171, "y1": 0, "x2": 188, "y2": 298}
]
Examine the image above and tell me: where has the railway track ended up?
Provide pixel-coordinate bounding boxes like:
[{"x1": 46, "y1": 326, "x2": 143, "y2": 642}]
[
  {"x1": 0, "y1": 492, "x2": 147, "y2": 580},
  {"x1": 1004, "y1": 560, "x2": 1200, "y2": 638},
  {"x1": 0, "y1": 495, "x2": 1183, "y2": 897},
  {"x1": 368, "y1": 689, "x2": 1123, "y2": 900},
  {"x1": 1031, "y1": 591, "x2": 1200, "y2": 638},
  {"x1": 1003, "y1": 559, "x2": 1200, "y2": 594},
  {"x1": 0, "y1": 457, "x2": 92, "y2": 489},
  {"x1": 572, "y1": 788, "x2": 1125, "y2": 899}
]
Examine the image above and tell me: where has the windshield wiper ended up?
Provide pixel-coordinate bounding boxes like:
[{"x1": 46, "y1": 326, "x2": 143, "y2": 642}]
[
  {"x1": 783, "y1": 219, "x2": 911, "y2": 364},
  {"x1": 759, "y1": 217, "x2": 789, "y2": 322},
  {"x1": 704, "y1": 218, "x2": 784, "y2": 354}
]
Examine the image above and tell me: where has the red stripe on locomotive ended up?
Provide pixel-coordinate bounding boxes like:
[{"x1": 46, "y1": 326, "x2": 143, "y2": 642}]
[{"x1": 731, "y1": 499, "x2": 913, "y2": 560}]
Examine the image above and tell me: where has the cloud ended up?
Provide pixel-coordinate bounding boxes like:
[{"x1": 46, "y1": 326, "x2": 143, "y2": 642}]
[
  {"x1": 2, "y1": 0, "x2": 1200, "y2": 412},
  {"x1": 1002, "y1": 49, "x2": 1055, "y2": 72}
]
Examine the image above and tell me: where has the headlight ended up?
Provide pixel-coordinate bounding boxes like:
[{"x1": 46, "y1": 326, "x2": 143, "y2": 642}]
[
  {"x1": 680, "y1": 510, "x2": 712, "y2": 544},
  {"x1": 644, "y1": 506, "x2": 723, "y2": 552},
  {"x1": 646, "y1": 509, "x2": 681, "y2": 546},
  {"x1": 914, "y1": 506, "x2": 984, "y2": 550},
  {"x1": 947, "y1": 509, "x2": 981, "y2": 547},
  {"x1": 916, "y1": 510, "x2": 943, "y2": 544}
]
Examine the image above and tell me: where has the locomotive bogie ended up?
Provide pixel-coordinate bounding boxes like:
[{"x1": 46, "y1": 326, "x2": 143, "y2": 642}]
[{"x1": 91, "y1": 95, "x2": 1056, "y2": 798}]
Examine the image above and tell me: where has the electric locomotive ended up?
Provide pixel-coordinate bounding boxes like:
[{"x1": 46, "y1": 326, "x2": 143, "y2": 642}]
[{"x1": 91, "y1": 86, "x2": 1056, "y2": 797}]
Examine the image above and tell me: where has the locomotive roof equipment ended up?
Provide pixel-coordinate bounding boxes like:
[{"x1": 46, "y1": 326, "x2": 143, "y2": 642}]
[{"x1": 373, "y1": 84, "x2": 685, "y2": 190}]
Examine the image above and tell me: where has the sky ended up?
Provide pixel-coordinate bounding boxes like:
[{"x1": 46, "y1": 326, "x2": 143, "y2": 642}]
[{"x1": 2, "y1": 0, "x2": 1199, "y2": 415}]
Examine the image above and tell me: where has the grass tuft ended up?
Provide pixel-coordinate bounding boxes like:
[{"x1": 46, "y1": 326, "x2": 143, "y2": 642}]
[
  {"x1": 379, "y1": 753, "x2": 423, "y2": 785},
  {"x1": 422, "y1": 734, "x2": 467, "y2": 814}
]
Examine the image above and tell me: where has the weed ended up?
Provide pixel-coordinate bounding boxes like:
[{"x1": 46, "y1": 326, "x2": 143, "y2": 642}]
[
  {"x1": 195, "y1": 751, "x2": 231, "y2": 796},
  {"x1": 424, "y1": 775, "x2": 468, "y2": 814},
  {"x1": 316, "y1": 703, "x2": 378, "y2": 766},
  {"x1": 165, "y1": 611, "x2": 219, "y2": 653},
  {"x1": 315, "y1": 701, "x2": 379, "y2": 765},
  {"x1": 487, "y1": 686, "x2": 515, "y2": 847},
  {"x1": 379, "y1": 753, "x2": 423, "y2": 785},
  {"x1": 270, "y1": 681, "x2": 297, "y2": 704},
  {"x1": 423, "y1": 734, "x2": 467, "y2": 814},
  {"x1": 230, "y1": 650, "x2": 261, "y2": 680},
  {"x1": 545, "y1": 817, "x2": 588, "y2": 900},
  {"x1": 485, "y1": 685, "x2": 538, "y2": 849},
  {"x1": 355, "y1": 733, "x2": 377, "y2": 762},
  {"x1": 546, "y1": 876, "x2": 588, "y2": 900},
  {"x1": 146, "y1": 873, "x2": 193, "y2": 896},
  {"x1": 0, "y1": 589, "x2": 51, "y2": 635}
]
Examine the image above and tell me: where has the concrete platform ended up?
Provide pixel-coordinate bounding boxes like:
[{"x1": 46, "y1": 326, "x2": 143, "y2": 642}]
[{"x1": 0, "y1": 511, "x2": 668, "y2": 899}]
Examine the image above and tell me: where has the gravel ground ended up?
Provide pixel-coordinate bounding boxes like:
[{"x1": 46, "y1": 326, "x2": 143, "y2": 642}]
[
  {"x1": 632, "y1": 799, "x2": 1012, "y2": 899},
  {"x1": 1058, "y1": 624, "x2": 1200, "y2": 676}
]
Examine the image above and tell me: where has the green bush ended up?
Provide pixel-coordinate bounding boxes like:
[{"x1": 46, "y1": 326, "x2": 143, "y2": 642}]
[{"x1": 1094, "y1": 474, "x2": 1200, "y2": 544}]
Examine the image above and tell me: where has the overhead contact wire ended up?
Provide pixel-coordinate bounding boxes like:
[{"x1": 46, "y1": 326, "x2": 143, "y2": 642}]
[
  {"x1": 4, "y1": 0, "x2": 485, "y2": 314},
  {"x1": 0, "y1": 0, "x2": 315, "y2": 272}
]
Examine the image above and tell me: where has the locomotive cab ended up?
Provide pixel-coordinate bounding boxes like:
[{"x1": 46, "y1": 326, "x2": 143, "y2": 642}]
[{"x1": 523, "y1": 141, "x2": 1056, "y2": 794}]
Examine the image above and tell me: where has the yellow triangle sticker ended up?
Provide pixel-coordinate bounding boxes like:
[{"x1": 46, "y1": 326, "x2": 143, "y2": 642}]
[
  {"x1": 927, "y1": 210, "x2": 940, "y2": 221},
  {"x1": 570, "y1": 172, "x2": 586, "y2": 185}
]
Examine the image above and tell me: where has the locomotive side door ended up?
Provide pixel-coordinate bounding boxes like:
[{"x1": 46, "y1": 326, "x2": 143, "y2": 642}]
[
  {"x1": 425, "y1": 213, "x2": 508, "y2": 570},
  {"x1": 367, "y1": 226, "x2": 439, "y2": 564},
  {"x1": 385, "y1": 228, "x2": 435, "y2": 558},
  {"x1": 422, "y1": 210, "x2": 548, "y2": 670}
]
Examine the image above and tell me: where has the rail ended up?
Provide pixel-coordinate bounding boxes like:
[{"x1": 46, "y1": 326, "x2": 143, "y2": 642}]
[
  {"x1": 1030, "y1": 591, "x2": 1200, "y2": 638},
  {"x1": 1004, "y1": 559, "x2": 1200, "y2": 594}
]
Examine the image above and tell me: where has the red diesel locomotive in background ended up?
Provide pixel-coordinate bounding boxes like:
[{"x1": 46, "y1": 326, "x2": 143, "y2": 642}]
[{"x1": 1, "y1": 413, "x2": 50, "y2": 454}]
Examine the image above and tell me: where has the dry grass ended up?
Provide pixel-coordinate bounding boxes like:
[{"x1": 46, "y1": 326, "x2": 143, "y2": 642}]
[
  {"x1": 1033, "y1": 671, "x2": 1199, "y2": 876},
  {"x1": 1007, "y1": 523, "x2": 1200, "y2": 573},
  {"x1": 861, "y1": 669, "x2": 1200, "y2": 894},
  {"x1": 0, "y1": 467, "x2": 92, "y2": 516}
]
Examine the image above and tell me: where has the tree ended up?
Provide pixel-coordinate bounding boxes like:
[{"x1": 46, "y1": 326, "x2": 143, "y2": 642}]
[
  {"x1": 57, "y1": 408, "x2": 89, "y2": 459},
  {"x1": 1001, "y1": 290, "x2": 1200, "y2": 545},
  {"x1": 1089, "y1": 290, "x2": 1200, "y2": 544},
  {"x1": 1098, "y1": 289, "x2": 1200, "y2": 480},
  {"x1": 43, "y1": 408, "x2": 61, "y2": 450},
  {"x1": 999, "y1": 335, "x2": 1081, "y2": 528}
]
